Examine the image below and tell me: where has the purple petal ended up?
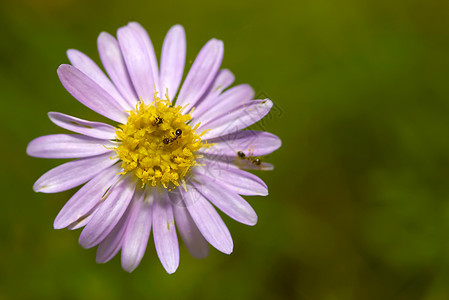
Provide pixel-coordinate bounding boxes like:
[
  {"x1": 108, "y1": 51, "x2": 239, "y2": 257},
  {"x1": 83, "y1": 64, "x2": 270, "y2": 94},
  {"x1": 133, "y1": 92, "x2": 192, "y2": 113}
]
[
  {"x1": 128, "y1": 22, "x2": 160, "y2": 93},
  {"x1": 202, "y1": 130, "x2": 281, "y2": 157},
  {"x1": 96, "y1": 201, "x2": 133, "y2": 263},
  {"x1": 79, "y1": 176, "x2": 136, "y2": 249},
  {"x1": 97, "y1": 32, "x2": 138, "y2": 106},
  {"x1": 199, "y1": 99, "x2": 273, "y2": 140},
  {"x1": 121, "y1": 188, "x2": 153, "y2": 272},
  {"x1": 47, "y1": 112, "x2": 117, "y2": 140},
  {"x1": 53, "y1": 164, "x2": 121, "y2": 229},
  {"x1": 117, "y1": 23, "x2": 159, "y2": 103},
  {"x1": 160, "y1": 25, "x2": 186, "y2": 100},
  {"x1": 239, "y1": 161, "x2": 274, "y2": 171},
  {"x1": 169, "y1": 190, "x2": 209, "y2": 259},
  {"x1": 153, "y1": 190, "x2": 179, "y2": 274},
  {"x1": 67, "y1": 49, "x2": 132, "y2": 111},
  {"x1": 67, "y1": 211, "x2": 95, "y2": 230},
  {"x1": 57, "y1": 64, "x2": 128, "y2": 124},
  {"x1": 175, "y1": 39, "x2": 224, "y2": 109},
  {"x1": 193, "y1": 162, "x2": 268, "y2": 196},
  {"x1": 180, "y1": 185, "x2": 233, "y2": 254},
  {"x1": 198, "y1": 156, "x2": 275, "y2": 172},
  {"x1": 193, "y1": 69, "x2": 235, "y2": 118},
  {"x1": 27, "y1": 134, "x2": 114, "y2": 159},
  {"x1": 194, "y1": 84, "x2": 254, "y2": 126},
  {"x1": 33, "y1": 152, "x2": 118, "y2": 193},
  {"x1": 192, "y1": 174, "x2": 257, "y2": 226}
]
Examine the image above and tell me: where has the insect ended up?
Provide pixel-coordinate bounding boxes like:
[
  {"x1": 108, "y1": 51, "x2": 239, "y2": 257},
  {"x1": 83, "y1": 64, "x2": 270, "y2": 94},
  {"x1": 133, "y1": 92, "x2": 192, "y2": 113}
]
[
  {"x1": 163, "y1": 129, "x2": 182, "y2": 145},
  {"x1": 154, "y1": 116, "x2": 163, "y2": 126},
  {"x1": 237, "y1": 150, "x2": 246, "y2": 159},
  {"x1": 253, "y1": 158, "x2": 261, "y2": 166},
  {"x1": 236, "y1": 150, "x2": 262, "y2": 166}
]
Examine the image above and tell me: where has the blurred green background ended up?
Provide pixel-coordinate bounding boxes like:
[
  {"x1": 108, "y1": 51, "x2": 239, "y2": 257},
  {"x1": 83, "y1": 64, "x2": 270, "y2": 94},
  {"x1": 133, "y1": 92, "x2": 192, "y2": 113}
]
[{"x1": 1, "y1": 0, "x2": 449, "y2": 299}]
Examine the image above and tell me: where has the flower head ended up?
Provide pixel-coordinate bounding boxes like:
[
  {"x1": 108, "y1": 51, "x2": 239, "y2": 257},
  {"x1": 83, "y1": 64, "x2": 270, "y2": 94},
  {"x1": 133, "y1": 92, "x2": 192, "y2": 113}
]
[{"x1": 27, "y1": 22, "x2": 281, "y2": 273}]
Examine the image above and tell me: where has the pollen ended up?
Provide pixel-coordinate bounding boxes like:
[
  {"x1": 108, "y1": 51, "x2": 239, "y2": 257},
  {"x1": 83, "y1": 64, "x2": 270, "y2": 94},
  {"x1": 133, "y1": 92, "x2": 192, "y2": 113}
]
[{"x1": 114, "y1": 94, "x2": 208, "y2": 189}]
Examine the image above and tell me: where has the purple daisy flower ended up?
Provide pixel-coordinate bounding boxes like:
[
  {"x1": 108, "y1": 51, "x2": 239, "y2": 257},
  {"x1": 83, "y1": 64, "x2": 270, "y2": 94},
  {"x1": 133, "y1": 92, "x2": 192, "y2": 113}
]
[{"x1": 27, "y1": 22, "x2": 281, "y2": 273}]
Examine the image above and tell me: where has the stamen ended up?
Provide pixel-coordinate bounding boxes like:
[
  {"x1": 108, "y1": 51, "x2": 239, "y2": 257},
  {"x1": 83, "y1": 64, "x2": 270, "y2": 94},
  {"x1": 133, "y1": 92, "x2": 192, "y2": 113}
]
[{"x1": 114, "y1": 94, "x2": 208, "y2": 189}]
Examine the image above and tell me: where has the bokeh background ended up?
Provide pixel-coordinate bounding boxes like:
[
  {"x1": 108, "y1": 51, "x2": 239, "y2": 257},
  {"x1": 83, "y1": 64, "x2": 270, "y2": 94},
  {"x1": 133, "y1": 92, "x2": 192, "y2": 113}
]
[{"x1": 1, "y1": 0, "x2": 449, "y2": 299}]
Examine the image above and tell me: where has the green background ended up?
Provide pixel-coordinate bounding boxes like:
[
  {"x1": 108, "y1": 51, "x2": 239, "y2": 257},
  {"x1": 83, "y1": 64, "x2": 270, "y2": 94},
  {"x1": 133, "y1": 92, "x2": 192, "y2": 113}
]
[{"x1": 1, "y1": 0, "x2": 449, "y2": 299}]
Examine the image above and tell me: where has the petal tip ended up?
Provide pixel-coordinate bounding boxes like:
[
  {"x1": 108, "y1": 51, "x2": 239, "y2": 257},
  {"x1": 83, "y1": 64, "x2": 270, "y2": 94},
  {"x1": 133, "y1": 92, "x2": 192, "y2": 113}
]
[
  {"x1": 206, "y1": 38, "x2": 224, "y2": 51},
  {"x1": 57, "y1": 64, "x2": 73, "y2": 80},
  {"x1": 127, "y1": 21, "x2": 141, "y2": 27},
  {"x1": 191, "y1": 247, "x2": 210, "y2": 259},
  {"x1": 163, "y1": 263, "x2": 179, "y2": 274},
  {"x1": 53, "y1": 220, "x2": 64, "y2": 230},
  {"x1": 170, "y1": 24, "x2": 185, "y2": 33},
  {"x1": 32, "y1": 179, "x2": 47, "y2": 193},
  {"x1": 273, "y1": 136, "x2": 282, "y2": 151},
  {"x1": 223, "y1": 246, "x2": 233, "y2": 255},
  {"x1": 116, "y1": 26, "x2": 126, "y2": 36},
  {"x1": 214, "y1": 39, "x2": 224, "y2": 49},
  {"x1": 98, "y1": 31, "x2": 111, "y2": 39},
  {"x1": 57, "y1": 63, "x2": 71, "y2": 72},
  {"x1": 26, "y1": 141, "x2": 34, "y2": 157},
  {"x1": 66, "y1": 48, "x2": 78, "y2": 58},
  {"x1": 248, "y1": 215, "x2": 258, "y2": 226},
  {"x1": 261, "y1": 190, "x2": 269, "y2": 196},
  {"x1": 121, "y1": 261, "x2": 138, "y2": 273},
  {"x1": 79, "y1": 232, "x2": 95, "y2": 249},
  {"x1": 53, "y1": 211, "x2": 70, "y2": 230},
  {"x1": 262, "y1": 99, "x2": 273, "y2": 109},
  {"x1": 219, "y1": 239, "x2": 234, "y2": 255},
  {"x1": 96, "y1": 257, "x2": 105, "y2": 264}
]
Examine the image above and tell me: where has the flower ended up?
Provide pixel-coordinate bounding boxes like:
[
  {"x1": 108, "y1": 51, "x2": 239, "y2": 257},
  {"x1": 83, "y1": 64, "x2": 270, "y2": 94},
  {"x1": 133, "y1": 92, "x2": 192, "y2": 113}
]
[{"x1": 27, "y1": 22, "x2": 281, "y2": 273}]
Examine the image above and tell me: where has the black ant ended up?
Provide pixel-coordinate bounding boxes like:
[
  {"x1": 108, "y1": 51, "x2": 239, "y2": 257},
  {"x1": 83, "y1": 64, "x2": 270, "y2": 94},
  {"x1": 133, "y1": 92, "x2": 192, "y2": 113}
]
[
  {"x1": 163, "y1": 129, "x2": 182, "y2": 145},
  {"x1": 237, "y1": 150, "x2": 262, "y2": 165},
  {"x1": 154, "y1": 116, "x2": 163, "y2": 126}
]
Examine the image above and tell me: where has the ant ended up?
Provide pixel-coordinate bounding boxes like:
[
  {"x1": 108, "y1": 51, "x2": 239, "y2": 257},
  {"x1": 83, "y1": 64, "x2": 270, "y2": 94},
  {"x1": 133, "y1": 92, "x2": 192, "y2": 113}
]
[
  {"x1": 163, "y1": 129, "x2": 182, "y2": 145},
  {"x1": 237, "y1": 150, "x2": 261, "y2": 166},
  {"x1": 154, "y1": 116, "x2": 163, "y2": 126}
]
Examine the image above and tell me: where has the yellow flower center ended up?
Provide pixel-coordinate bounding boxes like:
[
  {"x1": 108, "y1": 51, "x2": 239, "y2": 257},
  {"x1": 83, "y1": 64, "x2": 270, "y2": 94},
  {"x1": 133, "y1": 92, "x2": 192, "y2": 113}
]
[{"x1": 114, "y1": 95, "x2": 207, "y2": 189}]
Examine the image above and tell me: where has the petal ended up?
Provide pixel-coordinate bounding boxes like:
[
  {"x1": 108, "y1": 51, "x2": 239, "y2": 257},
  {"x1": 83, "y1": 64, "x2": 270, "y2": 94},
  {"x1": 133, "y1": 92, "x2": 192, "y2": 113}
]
[
  {"x1": 193, "y1": 162, "x2": 268, "y2": 196},
  {"x1": 201, "y1": 130, "x2": 281, "y2": 157},
  {"x1": 79, "y1": 176, "x2": 136, "y2": 249},
  {"x1": 128, "y1": 22, "x2": 160, "y2": 92},
  {"x1": 175, "y1": 39, "x2": 224, "y2": 109},
  {"x1": 57, "y1": 64, "x2": 128, "y2": 124},
  {"x1": 67, "y1": 49, "x2": 132, "y2": 111},
  {"x1": 121, "y1": 188, "x2": 153, "y2": 272},
  {"x1": 33, "y1": 152, "x2": 118, "y2": 193},
  {"x1": 169, "y1": 190, "x2": 209, "y2": 259},
  {"x1": 192, "y1": 174, "x2": 257, "y2": 226},
  {"x1": 53, "y1": 164, "x2": 121, "y2": 229},
  {"x1": 180, "y1": 185, "x2": 233, "y2": 254},
  {"x1": 194, "y1": 84, "x2": 254, "y2": 126},
  {"x1": 153, "y1": 190, "x2": 179, "y2": 274},
  {"x1": 199, "y1": 99, "x2": 273, "y2": 140},
  {"x1": 199, "y1": 155, "x2": 275, "y2": 171},
  {"x1": 96, "y1": 200, "x2": 133, "y2": 263},
  {"x1": 117, "y1": 23, "x2": 159, "y2": 103},
  {"x1": 192, "y1": 69, "x2": 235, "y2": 118},
  {"x1": 67, "y1": 211, "x2": 96, "y2": 230},
  {"x1": 160, "y1": 25, "x2": 186, "y2": 100},
  {"x1": 47, "y1": 112, "x2": 117, "y2": 140},
  {"x1": 97, "y1": 32, "x2": 138, "y2": 106},
  {"x1": 236, "y1": 161, "x2": 274, "y2": 171},
  {"x1": 27, "y1": 134, "x2": 114, "y2": 159}
]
